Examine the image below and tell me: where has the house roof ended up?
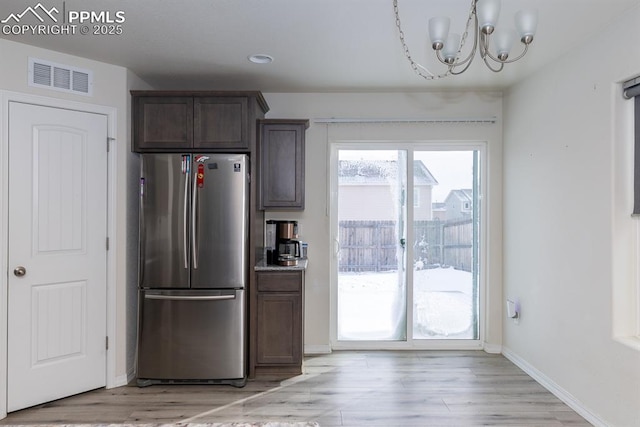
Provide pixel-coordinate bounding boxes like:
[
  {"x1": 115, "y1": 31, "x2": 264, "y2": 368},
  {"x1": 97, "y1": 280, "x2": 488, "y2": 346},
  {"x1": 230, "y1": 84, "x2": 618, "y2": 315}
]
[
  {"x1": 338, "y1": 160, "x2": 438, "y2": 186},
  {"x1": 445, "y1": 189, "x2": 473, "y2": 203}
]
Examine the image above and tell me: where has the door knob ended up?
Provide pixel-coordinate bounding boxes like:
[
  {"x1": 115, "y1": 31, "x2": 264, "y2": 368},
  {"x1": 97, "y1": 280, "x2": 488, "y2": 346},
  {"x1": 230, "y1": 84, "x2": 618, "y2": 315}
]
[{"x1": 13, "y1": 266, "x2": 26, "y2": 277}]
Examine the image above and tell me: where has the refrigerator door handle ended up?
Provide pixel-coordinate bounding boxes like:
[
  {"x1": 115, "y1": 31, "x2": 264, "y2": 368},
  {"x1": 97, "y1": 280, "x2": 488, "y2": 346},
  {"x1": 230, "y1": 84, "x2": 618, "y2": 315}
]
[
  {"x1": 183, "y1": 156, "x2": 190, "y2": 270},
  {"x1": 191, "y1": 167, "x2": 199, "y2": 270},
  {"x1": 138, "y1": 168, "x2": 146, "y2": 285},
  {"x1": 144, "y1": 294, "x2": 235, "y2": 301}
]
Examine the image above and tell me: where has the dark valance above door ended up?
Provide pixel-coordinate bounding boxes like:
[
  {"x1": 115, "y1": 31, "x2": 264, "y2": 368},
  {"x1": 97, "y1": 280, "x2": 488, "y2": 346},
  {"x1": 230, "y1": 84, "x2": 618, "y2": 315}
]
[{"x1": 625, "y1": 77, "x2": 640, "y2": 215}]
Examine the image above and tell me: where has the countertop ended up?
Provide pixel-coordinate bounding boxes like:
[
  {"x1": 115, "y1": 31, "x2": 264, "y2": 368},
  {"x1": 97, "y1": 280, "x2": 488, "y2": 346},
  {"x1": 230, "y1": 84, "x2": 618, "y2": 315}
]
[{"x1": 254, "y1": 258, "x2": 308, "y2": 271}]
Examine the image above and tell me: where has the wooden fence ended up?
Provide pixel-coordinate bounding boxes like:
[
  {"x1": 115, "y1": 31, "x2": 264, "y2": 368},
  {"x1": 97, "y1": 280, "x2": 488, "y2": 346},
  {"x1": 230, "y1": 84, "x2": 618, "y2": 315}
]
[{"x1": 339, "y1": 218, "x2": 473, "y2": 272}]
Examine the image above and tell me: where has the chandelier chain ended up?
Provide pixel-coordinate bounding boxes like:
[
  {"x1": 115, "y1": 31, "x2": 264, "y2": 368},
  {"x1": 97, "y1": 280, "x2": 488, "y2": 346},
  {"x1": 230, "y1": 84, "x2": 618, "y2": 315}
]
[
  {"x1": 393, "y1": 0, "x2": 448, "y2": 80},
  {"x1": 459, "y1": 1, "x2": 477, "y2": 60}
]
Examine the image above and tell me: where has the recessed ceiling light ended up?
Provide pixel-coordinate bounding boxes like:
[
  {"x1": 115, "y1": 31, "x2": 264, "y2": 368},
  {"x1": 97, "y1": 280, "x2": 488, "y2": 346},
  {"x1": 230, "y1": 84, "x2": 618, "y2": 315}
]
[{"x1": 248, "y1": 54, "x2": 274, "y2": 64}]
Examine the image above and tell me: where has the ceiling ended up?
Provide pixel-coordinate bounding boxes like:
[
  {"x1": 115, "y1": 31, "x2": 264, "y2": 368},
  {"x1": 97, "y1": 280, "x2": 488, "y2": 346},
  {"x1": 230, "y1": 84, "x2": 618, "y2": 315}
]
[{"x1": 1, "y1": 0, "x2": 639, "y2": 92}]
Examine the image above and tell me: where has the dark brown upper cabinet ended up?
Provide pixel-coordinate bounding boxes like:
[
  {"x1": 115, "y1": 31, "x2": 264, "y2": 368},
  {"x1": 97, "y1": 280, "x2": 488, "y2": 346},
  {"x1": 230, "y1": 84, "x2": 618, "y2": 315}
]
[
  {"x1": 258, "y1": 119, "x2": 309, "y2": 210},
  {"x1": 132, "y1": 91, "x2": 269, "y2": 152},
  {"x1": 194, "y1": 97, "x2": 247, "y2": 149},
  {"x1": 133, "y1": 96, "x2": 193, "y2": 150}
]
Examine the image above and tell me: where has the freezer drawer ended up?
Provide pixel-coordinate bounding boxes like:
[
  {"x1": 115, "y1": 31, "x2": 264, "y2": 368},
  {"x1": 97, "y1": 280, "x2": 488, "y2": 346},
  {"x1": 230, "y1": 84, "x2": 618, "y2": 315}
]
[{"x1": 137, "y1": 289, "x2": 246, "y2": 385}]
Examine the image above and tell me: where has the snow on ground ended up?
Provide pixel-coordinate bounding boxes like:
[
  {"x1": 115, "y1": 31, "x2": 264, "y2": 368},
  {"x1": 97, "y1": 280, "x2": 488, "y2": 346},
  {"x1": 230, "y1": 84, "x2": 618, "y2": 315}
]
[{"x1": 338, "y1": 267, "x2": 475, "y2": 340}]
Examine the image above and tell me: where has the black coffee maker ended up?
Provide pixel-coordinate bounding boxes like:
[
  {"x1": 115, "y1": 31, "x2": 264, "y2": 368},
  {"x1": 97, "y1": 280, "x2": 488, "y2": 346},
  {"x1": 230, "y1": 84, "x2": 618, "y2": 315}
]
[{"x1": 273, "y1": 220, "x2": 300, "y2": 266}]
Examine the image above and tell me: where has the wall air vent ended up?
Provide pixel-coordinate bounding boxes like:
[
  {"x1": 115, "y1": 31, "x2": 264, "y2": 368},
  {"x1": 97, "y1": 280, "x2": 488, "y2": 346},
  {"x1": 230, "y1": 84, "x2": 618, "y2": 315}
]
[{"x1": 28, "y1": 57, "x2": 93, "y2": 96}]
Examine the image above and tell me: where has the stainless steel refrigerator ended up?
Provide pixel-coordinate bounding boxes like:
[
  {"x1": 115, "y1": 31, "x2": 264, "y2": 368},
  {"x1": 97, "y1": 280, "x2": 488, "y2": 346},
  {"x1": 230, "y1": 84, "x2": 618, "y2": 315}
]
[{"x1": 136, "y1": 153, "x2": 248, "y2": 387}]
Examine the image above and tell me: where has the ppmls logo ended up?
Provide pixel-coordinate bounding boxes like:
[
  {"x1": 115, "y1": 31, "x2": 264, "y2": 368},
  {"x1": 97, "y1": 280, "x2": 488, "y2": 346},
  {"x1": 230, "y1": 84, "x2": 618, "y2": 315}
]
[
  {"x1": 2, "y1": 2, "x2": 125, "y2": 36},
  {"x1": 1, "y1": 3, "x2": 59, "y2": 24}
]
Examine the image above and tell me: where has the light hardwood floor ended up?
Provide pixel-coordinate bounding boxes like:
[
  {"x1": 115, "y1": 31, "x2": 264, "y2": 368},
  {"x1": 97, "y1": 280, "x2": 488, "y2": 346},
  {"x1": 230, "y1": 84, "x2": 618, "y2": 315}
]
[{"x1": 1, "y1": 351, "x2": 590, "y2": 426}]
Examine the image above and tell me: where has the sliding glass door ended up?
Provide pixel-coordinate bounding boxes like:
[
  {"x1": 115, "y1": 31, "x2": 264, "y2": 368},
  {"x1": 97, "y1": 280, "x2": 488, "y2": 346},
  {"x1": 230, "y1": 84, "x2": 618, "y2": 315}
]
[
  {"x1": 337, "y1": 150, "x2": 407, "y2": 340},
  {"x1": 334, "y1": 146, "x2": 481, "y2": 346}
]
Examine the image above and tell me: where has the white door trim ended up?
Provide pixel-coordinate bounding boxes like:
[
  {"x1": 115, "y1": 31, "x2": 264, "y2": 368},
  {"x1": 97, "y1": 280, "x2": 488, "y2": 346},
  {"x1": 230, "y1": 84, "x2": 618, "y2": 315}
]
[{"x1": 0, "y1": 90, "x2": 118, "y2": 419}]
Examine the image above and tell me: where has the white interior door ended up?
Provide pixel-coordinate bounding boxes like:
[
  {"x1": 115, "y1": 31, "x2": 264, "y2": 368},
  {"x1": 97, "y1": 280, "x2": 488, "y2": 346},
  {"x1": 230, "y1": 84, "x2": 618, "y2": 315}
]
[{"x1": 7, "y1": 102, "x2": 107, "y2": 412}]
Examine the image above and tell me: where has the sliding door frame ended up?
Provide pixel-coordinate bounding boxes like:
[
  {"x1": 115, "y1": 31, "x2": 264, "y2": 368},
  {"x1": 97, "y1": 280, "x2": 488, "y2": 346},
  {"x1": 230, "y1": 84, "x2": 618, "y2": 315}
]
[{"x1": 329, "y1": 140, "x2": 487, "y2": 350}]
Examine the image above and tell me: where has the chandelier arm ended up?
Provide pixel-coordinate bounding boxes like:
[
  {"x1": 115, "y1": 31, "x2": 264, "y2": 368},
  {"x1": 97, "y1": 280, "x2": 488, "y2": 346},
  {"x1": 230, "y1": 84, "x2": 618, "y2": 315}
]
[
  {"x1": 449, "y1": 21, "x2": 479, "y2": 75},
  {"x1": 451, "y1": 2, "x2": 479, "y2": 67},
  {"x1": 482, "y1": 55, "x2": 505, "y2": 73},
  {"x1": 478, "y1": 32, "x2": 490, "y2": 59},
  {"x1": 435, "y1": 50, "x2": 454, "y2": 66},
  {"x1": 482, "y1": 42, "x2": 530, "y2": 65},
  {"x1": 496, "y1": 44, "x2": 530, "y2": 64},
  {"x1": 450, "y1": 53, "x2": 477, "y2": 75}
]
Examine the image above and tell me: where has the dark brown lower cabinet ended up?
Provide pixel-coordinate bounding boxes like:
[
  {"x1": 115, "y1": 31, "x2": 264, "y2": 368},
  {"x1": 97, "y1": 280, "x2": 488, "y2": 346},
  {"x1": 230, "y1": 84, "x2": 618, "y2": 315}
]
[{"x1": 252, "y1": 270, "x2": 304, "y2": 378}]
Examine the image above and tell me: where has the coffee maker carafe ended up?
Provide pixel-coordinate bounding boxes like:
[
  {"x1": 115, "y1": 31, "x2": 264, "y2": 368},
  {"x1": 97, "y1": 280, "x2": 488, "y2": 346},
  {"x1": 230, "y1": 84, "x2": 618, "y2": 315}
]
[{"x1": 275, "y1": 220, "x2": 300, "y2": 266}]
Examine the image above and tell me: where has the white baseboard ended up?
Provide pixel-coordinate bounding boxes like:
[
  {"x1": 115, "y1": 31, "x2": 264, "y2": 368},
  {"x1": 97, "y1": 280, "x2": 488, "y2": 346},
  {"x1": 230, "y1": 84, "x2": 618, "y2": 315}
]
[
  {"x1": 483, "y1": 343, "x2": 502, "y2": 354},
  {"x1": 110, "y1": 373, "x2": 130, "y2": 389},
  {"x1": 110, "y1": 368, "x2": 134, "y2": 389},
  {"x1": 502, "y1": 347, "x2": 606, "y2": 427},
  {"x1": 304, "y1": 344, "x2": 332, "y2": 355}
]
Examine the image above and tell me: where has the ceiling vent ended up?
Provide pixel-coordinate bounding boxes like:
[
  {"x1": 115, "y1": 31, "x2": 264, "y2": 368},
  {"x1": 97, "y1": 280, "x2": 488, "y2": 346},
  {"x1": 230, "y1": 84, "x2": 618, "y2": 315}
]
[{"x1": 28, "y1": 57, "x2": 93, "y2": 96}]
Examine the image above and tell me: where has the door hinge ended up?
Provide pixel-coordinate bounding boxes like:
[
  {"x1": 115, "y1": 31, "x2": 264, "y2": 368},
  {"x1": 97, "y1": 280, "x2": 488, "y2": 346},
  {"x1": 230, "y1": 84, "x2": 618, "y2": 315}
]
[
  {"x1": 107, "y1": 137, "x2": 115, "y2": 152},
  {"x1": 105, "y1": 336, "x2": 109, "y2": 350},
  {"x1": 106, "y1": 237, "x2": 110, "y2": 250}
]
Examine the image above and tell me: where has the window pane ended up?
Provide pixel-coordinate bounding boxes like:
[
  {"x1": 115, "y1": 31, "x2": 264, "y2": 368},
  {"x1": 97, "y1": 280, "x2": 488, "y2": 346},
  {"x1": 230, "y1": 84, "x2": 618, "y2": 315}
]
[{"x1": 412, "y1": 151, "x2": 479, "y2": 339}]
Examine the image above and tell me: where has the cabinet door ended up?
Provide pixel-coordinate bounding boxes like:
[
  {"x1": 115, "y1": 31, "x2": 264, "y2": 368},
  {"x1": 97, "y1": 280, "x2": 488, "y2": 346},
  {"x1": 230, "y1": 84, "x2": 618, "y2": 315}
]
[
  {"x1": 194, "y1": 97, "x2": 249, "y2": 150},
  {"x1": 133, "y1": 97, "x2": 193, "y2": 151},
  {"x1": 259, "y1": 122, "x2": 307, "y2": 209},
  {"x1": 256, "y1": 292, "x2": 302, "y2": 366}
]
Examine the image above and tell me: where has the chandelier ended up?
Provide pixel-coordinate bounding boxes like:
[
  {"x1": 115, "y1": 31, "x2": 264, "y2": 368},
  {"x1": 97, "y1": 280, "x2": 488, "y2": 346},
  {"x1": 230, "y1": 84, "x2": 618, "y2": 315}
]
[{"x1": 393, "y1": 0, "x2": 538, "y2": 80}]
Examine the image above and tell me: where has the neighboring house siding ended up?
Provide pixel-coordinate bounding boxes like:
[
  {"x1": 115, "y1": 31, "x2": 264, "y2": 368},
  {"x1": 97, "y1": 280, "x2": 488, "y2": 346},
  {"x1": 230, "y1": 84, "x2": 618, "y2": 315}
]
[
  {"x1": 339, "y1": 184, "x2": 433, "y2": 221},
  {"x1": 338, "y1": 160, "x2": 437, "y2": 221},
  {"x1": 444, "y1": 189, "x2": 473, "y2": 220},
  {"x1": 414, "y1": 186, "x2": 433, "y2": 220},
  {"x1": 339, "y1": 185, "x2": 398, "y2": 221}
]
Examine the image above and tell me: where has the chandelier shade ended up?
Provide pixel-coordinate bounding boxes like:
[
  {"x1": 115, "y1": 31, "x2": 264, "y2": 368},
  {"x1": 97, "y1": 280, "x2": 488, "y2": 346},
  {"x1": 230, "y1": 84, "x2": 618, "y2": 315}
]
[
  {"x1": 515, "y1": 9, "x2": 538, "y2": 42},
  {"x1": 428, "y1": 17, "x2": 450, "y2": 49},
  {"x1": 476, "y1": 0, "x2": 501, "y2": 32}
]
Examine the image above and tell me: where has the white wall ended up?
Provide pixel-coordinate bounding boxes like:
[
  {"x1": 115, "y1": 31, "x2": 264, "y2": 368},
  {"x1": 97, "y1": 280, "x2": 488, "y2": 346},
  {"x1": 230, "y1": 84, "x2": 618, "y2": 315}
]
[
  {"x1": 502, "y1": 5, "x2": 640, "y2": 426},
  {"x1": 263, "y1": 92, "x2": 504, "y2": 351},
  {"x1": 0, "y1": 39, "x2": 149, "y2": 385}
]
